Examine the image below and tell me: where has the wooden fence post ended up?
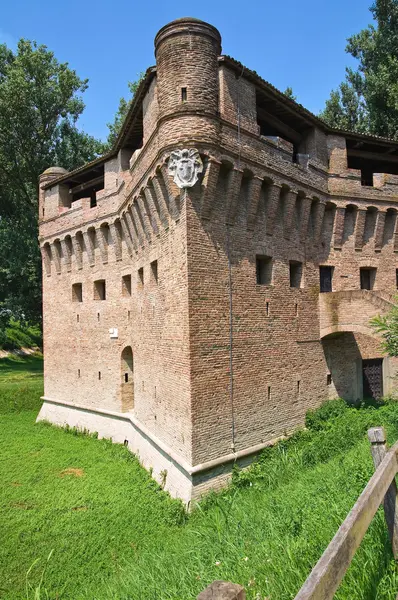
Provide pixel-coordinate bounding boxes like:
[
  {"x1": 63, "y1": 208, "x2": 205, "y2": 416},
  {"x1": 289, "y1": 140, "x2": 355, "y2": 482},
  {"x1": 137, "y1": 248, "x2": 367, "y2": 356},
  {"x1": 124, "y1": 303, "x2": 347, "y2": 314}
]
[
  {"x1": 368, "y1": 426, "x2": 398, "y2": 559},
  {"x1": 197, "y1": 581, "x2": 246, "y2": 600}
]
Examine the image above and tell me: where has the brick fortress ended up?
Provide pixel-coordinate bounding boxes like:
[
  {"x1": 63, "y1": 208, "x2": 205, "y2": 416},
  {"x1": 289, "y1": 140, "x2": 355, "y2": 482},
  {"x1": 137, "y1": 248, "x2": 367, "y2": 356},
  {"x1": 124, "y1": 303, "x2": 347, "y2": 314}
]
[{"x1": 37, "y1": 18, "x2": 398, "y2": 503}]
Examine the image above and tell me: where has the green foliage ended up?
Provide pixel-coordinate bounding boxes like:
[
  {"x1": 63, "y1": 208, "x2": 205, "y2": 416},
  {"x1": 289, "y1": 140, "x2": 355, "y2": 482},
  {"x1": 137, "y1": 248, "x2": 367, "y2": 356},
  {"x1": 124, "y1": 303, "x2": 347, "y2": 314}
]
[
  {"x1": 283, "y1": 86, "x2": 297, "y2": 102},
  {"x1": 320, "y1": 0, "x2": 398, "y2": 139},
  {"x1": 0, "y1": 39, "x2": 105, "y2": 322},
  {"x1": 371, "y1": 300, "x2": 398, "y2": 356},
  {"x1": 2, "y1": 359, "x2": 398, "y2": 599},
  {"x1": 305, "y1": 398, "x2": 349, "y2": 430},
  {"x1": 1, "y1": 319, "x2": 42, "y2": 350},
  {"x1": 106, "y1": 74, "x2": 145, "y2": 146}
]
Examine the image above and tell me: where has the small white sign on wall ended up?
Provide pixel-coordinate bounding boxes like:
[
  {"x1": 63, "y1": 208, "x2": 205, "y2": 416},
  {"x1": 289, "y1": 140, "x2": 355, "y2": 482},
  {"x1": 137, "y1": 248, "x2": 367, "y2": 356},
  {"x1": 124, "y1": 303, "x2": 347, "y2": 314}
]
[{"x1": 109, "y1": 328, "x2": 118, "y2": 339}]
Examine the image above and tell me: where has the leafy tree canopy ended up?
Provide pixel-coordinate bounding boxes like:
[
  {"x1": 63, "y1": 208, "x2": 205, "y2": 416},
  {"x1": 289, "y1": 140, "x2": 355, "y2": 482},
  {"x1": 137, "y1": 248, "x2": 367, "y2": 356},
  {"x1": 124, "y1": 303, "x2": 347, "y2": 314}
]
[
  {"x1": 0, "y1": 39, "x2": 105, "y2": 322},
  {"x1": 320, "y1": 0, "x2": 398, "y2": 139},
  {"x1": 106, "y1": 74, "x2": 145, "y2": 146}
]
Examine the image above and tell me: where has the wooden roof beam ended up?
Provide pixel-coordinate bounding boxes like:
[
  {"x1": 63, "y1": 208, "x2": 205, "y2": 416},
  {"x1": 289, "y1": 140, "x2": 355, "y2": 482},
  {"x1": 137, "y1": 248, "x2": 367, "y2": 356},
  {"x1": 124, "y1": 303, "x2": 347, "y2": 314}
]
[{"x1": 257, "y1": 106, "x2": 302, "y2": 144}]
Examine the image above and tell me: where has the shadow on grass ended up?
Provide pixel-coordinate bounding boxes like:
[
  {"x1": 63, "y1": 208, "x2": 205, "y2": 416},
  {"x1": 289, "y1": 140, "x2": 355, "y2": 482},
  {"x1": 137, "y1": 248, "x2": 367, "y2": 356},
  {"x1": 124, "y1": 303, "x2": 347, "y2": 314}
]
[{"x1": 0, "y1": 353, "x2": 43, "y2": 379}]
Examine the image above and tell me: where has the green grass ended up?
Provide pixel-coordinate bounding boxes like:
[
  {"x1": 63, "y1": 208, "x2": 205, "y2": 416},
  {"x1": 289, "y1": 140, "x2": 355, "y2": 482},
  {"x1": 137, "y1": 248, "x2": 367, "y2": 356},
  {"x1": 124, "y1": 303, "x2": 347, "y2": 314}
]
[
  {"x1": 1, "y1": 357, "x2": 398, "y2": 599},
  {"x1": 0, "y1": 319, "x2": 42, "y2": 351}
]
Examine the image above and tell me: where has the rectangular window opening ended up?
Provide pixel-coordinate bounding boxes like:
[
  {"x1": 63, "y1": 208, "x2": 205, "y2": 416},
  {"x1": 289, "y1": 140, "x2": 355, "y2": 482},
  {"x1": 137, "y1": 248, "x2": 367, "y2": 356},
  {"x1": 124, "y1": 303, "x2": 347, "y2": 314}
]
[
  {"x1": 256, "y1": 255, "x2": 272, "y2": 285},
  {"x1": 267, "y1": 386, "x2": 271, "y2": 401},
  {"x1": 297, "y1": 380, "x2": 301, "y2": 396},
  {"x1": 138, "y1": 267, "x2": 144, "y2": 286},
  {"x1": 361, "y1": 168, "x2": 374, "y2": 187},
  {"x1": 98, "y1": 371, "x2": 101, "y2": 380},
  {"x1": 122, "y1": 274, "x2": 132, "y2": 297},
  {"x1": 78, "y1": 369, "x2": 81, "y2": 378},
  {"x1": 295, "y1": 302, "x2": 299, "y2": 317},
  {"x1": 151, "y1": 260, "x2": 158, "y2": 283},
  {"x1": 320, "y1": 266, "x2": 334, "y2": 293},
  {"x1": 360, "y1": 267, "x2": 376, "y2": 290},
  {"x1": 124, "y1": 372, "x2": 129, "y2": 383},
  {"x1": 396, "y1": 268, "x2": 398, "y2": 289},
  {"x1": 181, "y1": 87, "x2": 187, "y2": 102},
  {"x1": 94, "y1": 279, "x2": 106, "y2": 300},
  {"x1": 327, "y1": 373, "x2": 332, "y2": 386},
  {"x1": 77, "y1": 314, "x2": 80, "y2": 323},
  {"x1": 266, "y1": 301, "x2": 270, "y2": 316},
  {"x1": 290, "y1": 261, "x2": 303, "y2": 288},
  {"x1": 72, "y1": 282, "x2": 83, "y2": 303}
]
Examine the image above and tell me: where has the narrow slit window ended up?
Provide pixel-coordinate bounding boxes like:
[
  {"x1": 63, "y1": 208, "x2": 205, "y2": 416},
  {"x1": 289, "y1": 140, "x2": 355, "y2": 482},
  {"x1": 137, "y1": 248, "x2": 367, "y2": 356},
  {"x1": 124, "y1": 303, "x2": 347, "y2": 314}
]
[
  {"x1": 267, "y1": 386, "x2": 271, "y2": 401},
  {"x1": 396, "y1": 268, "x2": 398, "y2": 289},
  {"x1": 78, "y1": 369, "x2": 81, "y2": 378},
  {"x1": 181, "y1": 87, "x2": 187, "y2": 102},
  {"x1": 98, "y1": 371, "x2": 101, "y2": 380},
  {"x1": 77, "y1": 314, "x2": 80, "y2": 323},
  {"x1": 266, "y1": 301, "x2": 270, "y2": 316},
  {"x1": 122, "y1": 274, "x2": 132, "y2": 297},
  {"x1": 124, "y1": 373, "x2": 129, "y2": 383},
  {"x1": 94, "y1": 279, "x2": 106, "y2": 300},
  {"x1": 327, "y1": 373, "x2": 332, "y2": 386},
  {"x1": 138, "y1": 267, "x2": 144, "y2": 286},
  {"x1": 72, "y1": 283, "x2": 83, "y2": 303}
]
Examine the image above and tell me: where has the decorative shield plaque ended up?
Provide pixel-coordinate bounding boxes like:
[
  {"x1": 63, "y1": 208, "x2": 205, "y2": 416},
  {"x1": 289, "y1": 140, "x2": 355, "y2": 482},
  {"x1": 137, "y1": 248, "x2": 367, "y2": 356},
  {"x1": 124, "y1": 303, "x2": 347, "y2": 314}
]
[{"x1": 167, "y1": 148, "x2": 203, "y2": 189}]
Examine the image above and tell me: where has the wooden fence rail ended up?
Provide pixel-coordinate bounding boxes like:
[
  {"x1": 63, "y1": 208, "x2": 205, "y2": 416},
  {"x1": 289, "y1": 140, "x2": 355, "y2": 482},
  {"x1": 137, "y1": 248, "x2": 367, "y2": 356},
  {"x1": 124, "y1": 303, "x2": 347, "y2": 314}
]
[{"x1": 198, "y1": 427, "x2": 398, "y2": 600}]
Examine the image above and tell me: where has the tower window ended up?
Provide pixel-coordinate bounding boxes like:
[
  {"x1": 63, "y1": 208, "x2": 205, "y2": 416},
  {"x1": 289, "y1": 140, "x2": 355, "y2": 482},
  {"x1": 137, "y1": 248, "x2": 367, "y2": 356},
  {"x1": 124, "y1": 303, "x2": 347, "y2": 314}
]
[
  {"x1": 361, "y1": 168, "x2": 374, "y2": 187},
  {"x1": 72, "y1": 283, "x2": 83, "y2": 303},
  {"x1": 256, "y1": 255, "x2": 272, "y2": 285},
  {"x1": 290, "y1": 261, "x2": 303, "y2": 288},
  {"x1": 320, "y1": 266, "x2": 334, "y2": 293},
  {"x1": 138, "y1": 267, "x2": 144, "y2": 286},
  {"x1": 122, "y1": 274, "x2": 132, "y2": 297},
  {"x1": 94, "y1": 279, "x2": 106, "y2": 300},
  {"x1": 360, "y1": 267, "x2": 376, "y2": 290},
  {"x1": 151, "y1": 260, "x2": 158, "y2": 283},
  {"x1": 181, "y1": 87, "x2": 187, "y2": 102}
]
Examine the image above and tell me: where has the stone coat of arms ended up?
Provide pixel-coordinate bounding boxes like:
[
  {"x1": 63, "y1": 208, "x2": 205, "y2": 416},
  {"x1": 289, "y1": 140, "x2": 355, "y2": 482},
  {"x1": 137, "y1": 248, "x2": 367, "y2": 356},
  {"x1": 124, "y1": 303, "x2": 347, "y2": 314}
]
[{"x1": 168, "y1": 148, "x2": 203, "y2": 189}]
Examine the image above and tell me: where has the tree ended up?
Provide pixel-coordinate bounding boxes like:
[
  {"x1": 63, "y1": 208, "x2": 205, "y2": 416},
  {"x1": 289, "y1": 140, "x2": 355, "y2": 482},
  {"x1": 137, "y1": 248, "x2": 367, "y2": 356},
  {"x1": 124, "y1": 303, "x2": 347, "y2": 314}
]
[
  {"x1": 320, "y1": 0, "x2": 398, "y2": 139},
  {"x1": 283, "y1": 87, "x2": 297, "y2": 102},
  {"x1": 371, "y1": 304, "x2": 398, "y2": 357},
  {"x1": 106, "y1": 74, "x2": 144, "y2": 146},
  {"x1": 0, "y1": 39, "x2": 105, "y2": 323}
]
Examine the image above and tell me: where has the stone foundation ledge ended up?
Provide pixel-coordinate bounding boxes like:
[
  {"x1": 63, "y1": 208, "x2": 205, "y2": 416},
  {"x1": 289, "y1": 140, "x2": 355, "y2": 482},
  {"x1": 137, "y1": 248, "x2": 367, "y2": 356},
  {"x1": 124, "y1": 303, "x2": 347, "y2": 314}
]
[{"x1": 37, "y1": 397, "x2": 287, "y2": 504}]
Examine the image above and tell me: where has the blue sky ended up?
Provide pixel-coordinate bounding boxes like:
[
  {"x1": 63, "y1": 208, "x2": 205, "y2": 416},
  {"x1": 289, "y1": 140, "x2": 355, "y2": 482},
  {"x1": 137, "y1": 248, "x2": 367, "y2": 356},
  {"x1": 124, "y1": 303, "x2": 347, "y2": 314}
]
[{"x1": 1, "y1": 0, "x2": 373, "y2": 142}]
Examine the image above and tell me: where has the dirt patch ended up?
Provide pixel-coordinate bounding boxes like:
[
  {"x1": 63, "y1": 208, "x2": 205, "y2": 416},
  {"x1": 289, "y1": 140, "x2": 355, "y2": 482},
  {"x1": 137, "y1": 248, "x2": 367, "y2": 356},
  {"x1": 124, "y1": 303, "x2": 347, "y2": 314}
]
[
  {"x1": 60, "y1": 468, "x2": 84, "y2": 478},
  {"x1": 11, "y1": 502, "x2": 34, "y2": 510},
  {"x1": 71, "y1": 505, "x2": 88, "y2": 511},
  {"x1": 10, "y1": 481, "x2": 21, "y2": 487}
]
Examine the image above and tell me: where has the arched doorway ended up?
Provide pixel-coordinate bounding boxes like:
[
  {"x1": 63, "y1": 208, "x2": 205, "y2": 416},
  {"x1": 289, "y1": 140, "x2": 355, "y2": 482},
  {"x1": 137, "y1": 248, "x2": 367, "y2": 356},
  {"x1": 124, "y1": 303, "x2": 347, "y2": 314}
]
[
  {"x1": 121, "y1": 347, "x2": 134, "y2": 412},
  {"x1": 322, "y1": 331, "x2": 393, "y2": 402}
]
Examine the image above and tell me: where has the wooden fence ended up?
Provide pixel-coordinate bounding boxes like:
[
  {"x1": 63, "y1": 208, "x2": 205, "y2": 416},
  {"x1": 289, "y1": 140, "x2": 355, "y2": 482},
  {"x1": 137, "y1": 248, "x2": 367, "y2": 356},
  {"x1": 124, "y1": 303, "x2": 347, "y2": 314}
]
[{"x1": 198, "y1": 426, "x2": 398, "y2": 600}]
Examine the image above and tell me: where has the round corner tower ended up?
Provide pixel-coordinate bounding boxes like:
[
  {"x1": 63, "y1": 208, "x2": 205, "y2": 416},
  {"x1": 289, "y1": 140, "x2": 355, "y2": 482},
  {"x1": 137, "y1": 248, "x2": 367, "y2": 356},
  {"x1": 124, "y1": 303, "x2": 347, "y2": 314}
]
[{"x1": 154, "y1": 17, "x2": 222, "y2": 145}]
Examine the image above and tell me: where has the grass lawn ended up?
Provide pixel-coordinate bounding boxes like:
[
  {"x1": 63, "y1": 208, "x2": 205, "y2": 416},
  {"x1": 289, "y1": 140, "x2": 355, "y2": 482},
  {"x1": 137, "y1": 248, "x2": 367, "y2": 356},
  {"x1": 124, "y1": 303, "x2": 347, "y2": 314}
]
[{"x1": 1, "y1": 355, "x2": 398, "y2": 599}]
